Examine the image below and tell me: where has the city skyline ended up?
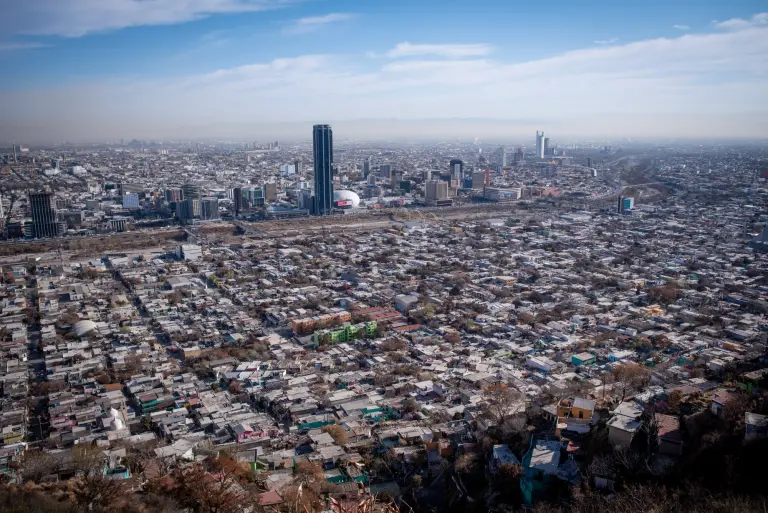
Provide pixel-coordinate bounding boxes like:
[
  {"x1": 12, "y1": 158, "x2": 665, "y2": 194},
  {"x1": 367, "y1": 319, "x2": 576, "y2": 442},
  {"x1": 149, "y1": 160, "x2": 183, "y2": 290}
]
[{"x1": 0, "y1": 1, "x2": 766, "y2": 143}]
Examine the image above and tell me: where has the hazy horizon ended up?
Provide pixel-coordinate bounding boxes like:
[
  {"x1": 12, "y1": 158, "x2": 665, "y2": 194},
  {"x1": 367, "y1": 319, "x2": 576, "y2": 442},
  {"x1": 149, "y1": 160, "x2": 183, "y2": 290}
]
[
  {"x1": 4, "y1": 114, "x2": 768, "y2": 147},
  {"x1": 1, "y1": 1, "x2": 766, "y2": 144}
]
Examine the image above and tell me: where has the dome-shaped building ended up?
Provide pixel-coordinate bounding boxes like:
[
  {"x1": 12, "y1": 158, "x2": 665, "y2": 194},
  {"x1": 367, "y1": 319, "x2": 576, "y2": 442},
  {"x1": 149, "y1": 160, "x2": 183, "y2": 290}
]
[
  {"x1": 333, "y1": 190, "x2": 361, "y2": 208},
  {"x1": 73, "y1": 320, "x2": 97, "y2": 337}
]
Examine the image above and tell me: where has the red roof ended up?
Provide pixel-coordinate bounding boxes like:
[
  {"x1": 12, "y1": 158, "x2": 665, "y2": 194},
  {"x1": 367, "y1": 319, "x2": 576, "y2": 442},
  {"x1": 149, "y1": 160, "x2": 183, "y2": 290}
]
[
  {"x1": 259, "y1": 490, "x2": 283, "y2": 506},
  {"x1": 655, "y1": 413, "x2": 682, "y2": 443},
  {"x1": 394, "y1": 324, "x2": 422, "y2": 333}
]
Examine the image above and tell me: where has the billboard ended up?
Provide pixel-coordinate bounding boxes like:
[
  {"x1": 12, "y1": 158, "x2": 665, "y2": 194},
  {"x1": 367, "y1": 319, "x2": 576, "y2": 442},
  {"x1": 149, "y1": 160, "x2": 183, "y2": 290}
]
[{"x1": 336, "y1": 200, "x2": 353, "y2": 207}]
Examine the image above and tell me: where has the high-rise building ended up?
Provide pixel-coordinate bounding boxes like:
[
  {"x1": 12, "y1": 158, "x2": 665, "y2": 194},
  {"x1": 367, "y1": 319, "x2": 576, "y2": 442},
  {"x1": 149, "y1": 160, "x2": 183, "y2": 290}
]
[
  {"x1": 536, "y1": 131, "x2": 545, "y2": 159},
  {"x1": 471, "y1": 170, "x2": 487, "y2": 189},
  {"x1": 544, "y1": 137, "x2": 550, "y2": 157},
  {"x1": 165, "y1": 188, "x2": 183, "y2": 203},
  {"x1": 178, "y1": 199, "x2": 200, "y2": 221},
  {"x1": 29, "y1": 191, "x2": 60, "y2": 238},
  {"x1": 379, "y1": 164, "x2": 392, "y2": 179},
  {"x1": 246, "y1": 187, "x2": 265, "y2": 207},
  {"x1": 449, "y1": 159, "x2": 463, "y2": 181},
  {"x1": 363, "y1": 158, "x2": 371, "y2": 177},
  {"x1": 122, "y1": 193, "x2": 140, "y2": 209},
  {"x1": 391, "y1": 171, "x2": 401, "y2": 189},
  {"x1": 312, "y1": 124, "x2": 334, "y2": 216},
  {"x1": 294, "y1": 160, "x2": 302, "y2": 176},
  {"x1": 298, "y1": 189, "x2": 313, "y2": 210},
  {"x1": 182, "y1": 184, "x2": 202, "y2": 201},
  {"x1": 499, "y1": 147, "x2": 507, "y2": 167},
  {"x1": 200, "y1": 197, "x2": 219, "y2": 220},
  {"x1": 617, "y1": 195, "x2": 624, "y2": 214},
  {"x1": 586, "y1": 157, "x2": 592, "y2": 168},
  {"x1": 426, "y1": 180, "x2": 448, "y2": 204},
  {"x1": 263, "y1": 183, "x2": 278, "y2": 203},
  {"x1": 233, "y1": 187, "x2": 243, "y2": 216}
]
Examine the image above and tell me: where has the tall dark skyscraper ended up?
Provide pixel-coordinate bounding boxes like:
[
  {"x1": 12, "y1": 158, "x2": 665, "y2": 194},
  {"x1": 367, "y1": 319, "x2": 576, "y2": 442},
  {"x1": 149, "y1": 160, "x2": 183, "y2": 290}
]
[
  {"x1": 449, "y1": 159, "x2": 464, "y2": 181},
  {"x1": 233, "y1": 187, "x2": 243, "y2": 216},
  {"x1": 29, "y1": 191, "x2": 60, "y2": 238},
  {"x1": 312, "y1": 124, "x2": 334, "y2": 215}
]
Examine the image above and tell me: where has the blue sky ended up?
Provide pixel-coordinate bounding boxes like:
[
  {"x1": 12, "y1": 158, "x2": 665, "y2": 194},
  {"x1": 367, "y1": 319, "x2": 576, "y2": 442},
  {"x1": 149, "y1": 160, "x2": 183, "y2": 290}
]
[{"x1": 1, "y1": 0, "x2": 767, "y2": 142}]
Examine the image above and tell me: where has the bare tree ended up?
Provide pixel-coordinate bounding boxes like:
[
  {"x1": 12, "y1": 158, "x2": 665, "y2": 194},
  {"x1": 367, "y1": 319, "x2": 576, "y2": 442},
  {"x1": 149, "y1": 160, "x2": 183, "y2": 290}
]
[
  {"x1": 610, "y1": 363, "x2": 650, "y2": 402},
  {"x1": 321, "y1": 424, "x2": 349, "y2": 446},
  {"x1": 155, "y1": 457, "x2": 251, "y2": 513},
  {"x1": 71, "y1": 444, "x2": 127, "y2": 511},
  {"x1": 483, "y1": 384, "x2": 525, "y2": 425},
  {"x1": 17, "y1": 450, "x2": 61, "y2": 483}
]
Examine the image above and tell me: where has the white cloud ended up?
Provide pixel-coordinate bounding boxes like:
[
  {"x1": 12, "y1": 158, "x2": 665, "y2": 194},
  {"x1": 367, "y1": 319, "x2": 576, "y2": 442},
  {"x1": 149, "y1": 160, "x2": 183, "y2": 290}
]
[
  {"x1": 594, "y1": 38, "x2": 618, "y2": 45},
  {"x1": 0, "y1": 0, "x2": 291, "y2": 38},
  {"x1": 283, "y1": 12, "x2": 355, "y2": 34},
  {"x1": 0, "y1": 41, "x2": 49, "y2": 51},
  {"x1": 3, "y1": 25, "x2": 768, "y2": 141},
  {"x1": 385, "y1": 42, "x2": 493, "y2": 58},
  {"x1": 672, "y1": 24, "x2": 690, "y2": 30},
  {"x1": 714, "y1": 12, "x2": 768, "y2": 31}
]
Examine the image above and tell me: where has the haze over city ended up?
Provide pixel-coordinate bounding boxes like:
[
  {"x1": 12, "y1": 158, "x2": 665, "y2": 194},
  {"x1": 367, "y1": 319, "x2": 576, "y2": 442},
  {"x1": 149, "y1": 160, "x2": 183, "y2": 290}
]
[{"x1": 1, "y1": 0, "x2": 767, "y2": 143}]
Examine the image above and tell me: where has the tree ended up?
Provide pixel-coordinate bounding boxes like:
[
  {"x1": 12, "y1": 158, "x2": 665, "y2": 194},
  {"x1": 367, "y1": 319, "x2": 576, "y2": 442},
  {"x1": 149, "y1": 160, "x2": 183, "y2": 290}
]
[
  {"x1": 322, "y1": 424, "x2": 349, "y2": 446},
  {"x1": 517, "y1": 312, "x2": 535, "y2": 326},
  {"x1": 157, "y1": 459, "x2": 249, "y2": 513},
  {"x1": 611, "y1": 363, "x2": 651, "y2": 402},
  {"x1": 122, "y1": 439, "x2": 162, "y2": 481},
  {"x1": 666, "y1": 390, "x2": 683, "y2": 414},
  {"x1": 17, "y1": 450, "x2": 61, "y2": 483},
  {"x1": 455, "y1": 453, "x2": 481, "y2": 475},
  {"x1": 59, "y1": 311, "x2": 80, "y2": 325},
  {"x1": 443, "y1": 331, "x2": 461, "y2": 345},
  {"x1": 30, "y1": 379, "x2": 68, "y2": 396},
  {"x1": 71, "y1": 444, "x2": 127, "y2": 511},
  {"x1": 497, "y1": 462, "x2": 523, "y2": 480},
  {"x1": 483, "y1": 384, "x2": 525, "y2": 425},
  {"x1": 647, "y1": 285, "x2": 679, "y2": 305},
  {"x1": 722, "y1": 392, "x2": 751, "y2": 428},
  {"x1": 228, "y1": 380, "x2": 243, "y2": 394},
  {"x1": 380, "y1": 338, "x2": 406, "y2": 352},
  {"x1": 124, "y1": 353, "x2": 143, "y2": 373},
  {"x1": 403, "y1": 397, "x2": 420, "y2": 414}
]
